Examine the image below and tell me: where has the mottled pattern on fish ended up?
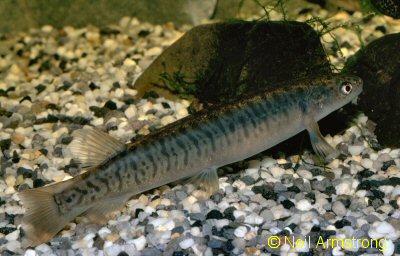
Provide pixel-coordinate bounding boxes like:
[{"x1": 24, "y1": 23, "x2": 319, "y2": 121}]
[{"x1": 18, "y1": 74, "x2": 363, "y2": 246}]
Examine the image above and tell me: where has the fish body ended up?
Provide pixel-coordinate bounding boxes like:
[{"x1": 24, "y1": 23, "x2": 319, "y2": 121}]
[{"x1": 19, "y1": 74, "x2": 363, "y2": 246}]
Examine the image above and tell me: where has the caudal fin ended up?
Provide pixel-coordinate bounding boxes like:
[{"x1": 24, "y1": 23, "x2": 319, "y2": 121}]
[{"x1": 18, "y1": 179, "x2": 84, "y2": 246}]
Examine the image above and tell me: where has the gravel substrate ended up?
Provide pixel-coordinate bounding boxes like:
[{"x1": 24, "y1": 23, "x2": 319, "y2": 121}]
[{"x1": 1, "y1": 6, "x2": 400, "y2": 256}]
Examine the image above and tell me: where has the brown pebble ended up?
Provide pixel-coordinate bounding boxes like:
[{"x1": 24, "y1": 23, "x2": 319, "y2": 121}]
[{"x1": 11, "y1": 132, "x2": 25, "y2": 144}]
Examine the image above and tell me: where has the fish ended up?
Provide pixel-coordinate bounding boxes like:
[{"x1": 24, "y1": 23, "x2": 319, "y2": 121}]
[{"x1": 18, "y1": 74, "x2": 363, "y2": 246}]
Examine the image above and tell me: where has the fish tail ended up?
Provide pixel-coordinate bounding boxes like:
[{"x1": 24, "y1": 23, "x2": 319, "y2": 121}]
[{"x1": 18, "y1": 179, "x2": 82, "y2": 246}]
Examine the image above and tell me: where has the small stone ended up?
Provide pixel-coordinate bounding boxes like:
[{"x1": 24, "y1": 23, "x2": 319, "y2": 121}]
[
  {"x1": 133, "y1": 236, "x2": 147, "y2": 251},
  {"x1": 332, "y1": 201, "x2": 347, "y2": 217},
  {"x1": 11, "y1": 132, "x2": 24, "y2": 144},
  {"x1": 234, "y1": 226, "x2": 247, "y2": 238},
  {"x1": 296, "y1": 199, "x2": 313, "y2": 211},
  {"x1": 206, "y1": 209, "x2": 223, "y2": 220},
  {"x1": 348, "y1": 145, "x2": 364, "y2": 156},
  {"x1": 179, "y1": 238, "x2": 194, "y2": 249}
]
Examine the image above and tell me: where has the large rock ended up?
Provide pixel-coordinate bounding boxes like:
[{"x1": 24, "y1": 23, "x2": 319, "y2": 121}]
[
  {"x1": 135, "y1": 20, "x2": 332, "y2": 104},
  {"x1": 344, "y1": 33, "x2": 400, "y2": 148},
  {"x1": 371, "y1": 0, "x2": 400, "y2": 18}
]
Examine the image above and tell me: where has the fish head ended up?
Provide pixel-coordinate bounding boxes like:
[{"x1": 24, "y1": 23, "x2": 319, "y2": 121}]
[{"x1": 312, "y1": 74, "x2": 363, "y2": 120}]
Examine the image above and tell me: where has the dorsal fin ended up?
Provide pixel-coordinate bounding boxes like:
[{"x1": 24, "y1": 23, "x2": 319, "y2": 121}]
[{"x1": 69, "y1": 128, "x2": 126, "y2": 168}]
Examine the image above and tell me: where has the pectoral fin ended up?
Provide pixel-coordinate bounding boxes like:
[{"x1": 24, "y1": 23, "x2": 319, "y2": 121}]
[
  {"x1": 305, "y1": 119, "x2": 339, "y2": 161},
  {"x1": 186, "y1": 168, "x2": 219, "y2": 197}
]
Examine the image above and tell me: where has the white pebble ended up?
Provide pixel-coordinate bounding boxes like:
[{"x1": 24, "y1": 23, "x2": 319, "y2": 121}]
[
  {"x1": 124, "y1": 106, "x2": 137, "y2": 119},
  {"x1": 296, "y1": 199, "x2": 313, "y2": 211},
  {"x1": 336, "y1": 181, "x2": 352, "y2": 195},
  {"x1": 160, "y1": 115, "x2": 175, "y2": 126},
  {"x1": 179, "y1": 238, "x2": 194, "y2": 249},
  {"x1": 234, "y1": 226, "x2": 247, "y2": 238},
  {"x1": 332, "y1": 201, "x2": 347, "y2": 217},
  {"x1": 381, "y1": 239, "x2": 395, "y2": 256},
  {"x1": 270, "y1": 166, "x2": 285, "y2": 178},
  {"x1": 5, "y1": 229, "x2": 20, "y2": 241},
  {"x1": 24, "y1": 249, "x2": 37, "y2": 256},
  {"x1": 297, "y1": 169, "x2": 313, "y2": 180},
  {"x1": 348, "y1": 145, "x2": 364, "y2": 156},
  {"x1": 133, "y1": 236, "x2": 147, "y2": 251}
]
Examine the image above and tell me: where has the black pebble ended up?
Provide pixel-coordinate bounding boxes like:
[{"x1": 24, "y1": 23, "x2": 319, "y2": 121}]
[
  {"x1": 208, "y1": 239, "x2": 224, "y2": 249},
  {"x1": 281, "y1": 199, "x2": 295, "y2": 209},
  {"x1": 241, "y1": 175, "x2": 256, "y2": 185},
  {"x1": 161, "y1": 102, "x2": 171, "y2": 109},
  {"x1": 325, "y1": 186, "x2": 336, "y2": 195},
  {"x1": 223, "y1": 206, "x2": 236, "y2": 221},
  {"x1": 17, "y1": 167, "x2": 33, "y2": 178},
  {"x1": 172, "y1": 251, "x2": 184, "y2": 256},
  {"x1": 252, "y1": 185, "x2": 277, "y2": 200},
  {"x1": 0, "y1": 139, "x2": 11, "y2": 151},
  {"x1": 206, "y1": 209, "x2": 224, "y2": 220},
  {"x1": 57, "y1": 81, "x2": 73, "y2": 91},
  {"x1": 53, "y1": 147, "x2": 63, "y2": 157},
  {"x1": 375, "y1": 25, "x2": 386, "y2": 34},
  {"x1": 117, "y1": 252, "x2": 129, "y2": 256},
  {"x1": 0, "y1": 227, "x2": 17, "y2": 235},
  {"x1": 309, "y1": 168, "x2": 322, "y2": 176},
  {"x1": 33, "y1": 178, "x2": 46, "y2": 188},
  {"x1": 279, "y1": 163, "x2": 292, "y2": 169},
  {"x1": 334, "y1": 219, "x2": 352, "y2": 229},
  {"x1": 191, "y1": 220, "x2": 202, "y2": 227},
  {"x1": 59, "y1": 134, "x2": 73, "y2": 144},
  {"x1": 356, "y1": 169, "x2": 374, "y2": 179},
  {"x1": 19, "y1": 96, "x2": 32, "y2": 103},
  {"x1": 171, "y1": 226, "x2": 184, "y2": 235},
  {"x1": 104, "y1": 100, "x2": 117, "y2": 110},
  {"x1": 370, "y1": 189, "x2": 385, "y2": 199},
  {"x1": 287, "y1": 186, "x2": 301, "y2": 193},
  {"x1": 389, "y1": 199, "x2": 399, "y2": 209},
  {"x1": 89, "y1": 82, "x2": 99, "y2": 90},
  {"x1": 34, "y1": 84, "x2": 46, "y2": 94},
  {"x1": 138, "y1": 30, "x2": 151, "y2": 37},
  {"x1": 134, "y1": 209, "x2": 144, "y2": 218},
  {"x1": 381, "y1": 160, "x2": 395, "y2": 171},
  {"x1": 39, "y1": 148, "x2": 48, "y2": 156}
]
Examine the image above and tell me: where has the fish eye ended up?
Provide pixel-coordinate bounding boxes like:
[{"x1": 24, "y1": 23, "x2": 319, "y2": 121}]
[{"x1": 340, "y1": 82, "x2": 352, "y2": 95}]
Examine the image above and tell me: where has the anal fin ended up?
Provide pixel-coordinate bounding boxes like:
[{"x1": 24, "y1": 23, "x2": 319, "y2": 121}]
[
  {"x1": 186, "y1": 168, "x2": 219, "y2": 197},
  {"x1": 69, "y1": 128, "x2": 126, "y2": 168}
]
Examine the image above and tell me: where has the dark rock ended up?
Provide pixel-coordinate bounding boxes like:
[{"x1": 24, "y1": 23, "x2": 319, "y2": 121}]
[
  {"x1": 33, "y1": 178, "x2": 46, "y2": 188},
  {"x1": 117, "y1": 252, "x2": 129, "y2": 256},
  {"x1": 53, "y1": 147, "x2": 63, "y2": 157},
  {"x1": 171, "y1": 226, "x2": 184, "y2": 235},
  {"x1": 381, "y1": 160, "x2": 396, "y2": 171},
  {"x1": 223, "y1": 206, "x2": 236, "y2": 221},
  {"x1": 0, "y1": 139, "x2": 11, "y2": 152},
  {"x1": 206, "y1": 209, "x2": 224, "y2": 220},
  {"x1": 17, "y1": 167, "x2": 33, "y2": 178},
  {"x1": 344, "y1": 33, "x2": 400, "y2": 147},
  {"x1": 252, "y1": 184, "x2": 277, "y2": 200},
  {"x1": 371, "y1": 0, "x2": 400, "y2": 18},
  {"x1": 35, "y1": 84, "x2": 46, "y2": 94},
  {"x1": 135, "y1": 21, "x2": 331, "y2": 102},
  {"x1": 281, "y1": 199, "x2": 295, "y2": 209},
  {"x1": 0, "y1": 226, "x2": 17, "y2": 235},
  {"x1": 58, "y1": 133, "x2": 73, "y2": 145},
  {"x1": 190, "y1": 213, "x2": 205, "y2": 221},
  {"x1": 208, "y1": 239, "x2": 225, "y2": 249},
  {"x1": 356, "y1": 169, "x2": 375, "y2": 179},
  {"x1": 241, "y1": 175, "x2": 256, "y2": 185},
  {"x1": 104, "y1": 100, "x2": 117, "y2": 110},
  {"x1": 334, "y1": 219, "x2": 352, "y2": 229}
]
